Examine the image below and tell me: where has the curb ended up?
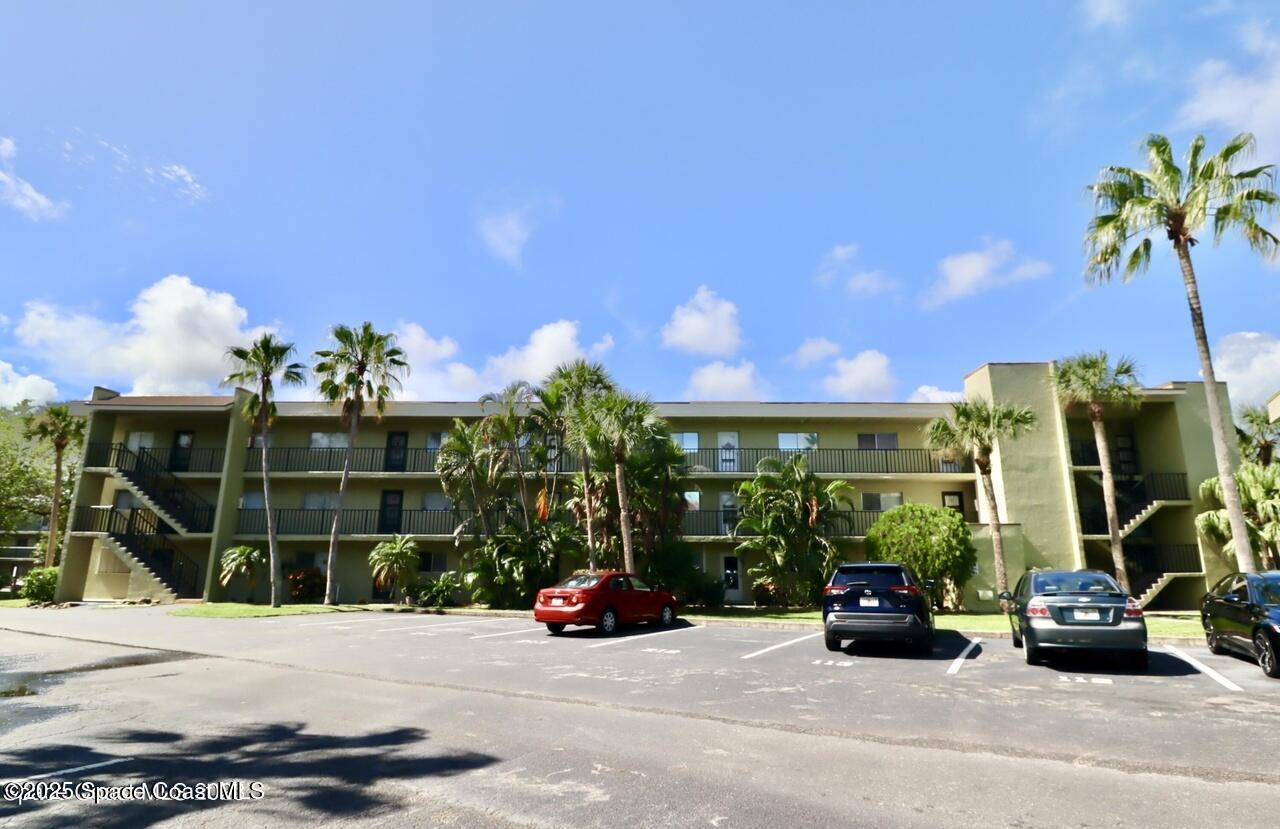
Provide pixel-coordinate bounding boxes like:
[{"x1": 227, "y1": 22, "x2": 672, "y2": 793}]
[{"x1": 361, "y1": 606, "x2": 1204, "y2": 647}]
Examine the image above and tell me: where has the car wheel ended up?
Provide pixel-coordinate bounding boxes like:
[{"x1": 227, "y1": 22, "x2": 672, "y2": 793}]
[
  {"x1": 599, "y1": 608, "x2": 618, "y2": 636},
  {"x1": 825, "y1": 634, "x2": 842, "y2": 652},
  {"x1": 1204, "y1": 620, "x2": 1229, "y2": 655},
  {"x1": 1024, "y1": 634, "x2": 1040, "y2": 665},
  {"x1": 1255, "y1": 631, "x2": 1280, "y2": 679},
  {"x1": 1010, "y1": 620, "x2": 1024, "y2": 649},
  {"x1": 659, "y1": 604, "x2": 675, "y2": 627},
  {"x1": 545, "y1": 622, "x2": 566, "y2": 635}
]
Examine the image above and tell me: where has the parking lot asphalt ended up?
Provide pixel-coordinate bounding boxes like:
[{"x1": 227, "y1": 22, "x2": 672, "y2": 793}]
[{"x1": 2, "y1": 606, "x2": 1279, "y2": 827}]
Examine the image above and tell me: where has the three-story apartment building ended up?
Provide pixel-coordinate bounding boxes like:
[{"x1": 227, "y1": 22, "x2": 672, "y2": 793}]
[{"x1": 55, "y1": 363, "x2": 1235, "y2": 610}]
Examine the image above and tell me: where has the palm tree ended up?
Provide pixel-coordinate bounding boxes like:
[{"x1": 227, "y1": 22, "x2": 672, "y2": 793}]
[
  {"x1": 437, "y1": 418, "x2": 499, "y2": 539},
  {"x1": 925, "y1": 399, "x2": 1037, "y2": 609},
  {"x1": 369, "y1": 534, "x2": 420, "y2": 604},
  {"x1": 1237, "y1": 405, "x2": 1280, "y2": 467},
  {"x1": 224, "y1": 333, "x2": 306, "y2": 607},
  {"x1": 23, "y1": 404, "x2": 85, "y2": 568},
  {"x1": 479, "y1": 381, "x2": 536, "y2": 531},
  {"x1": 1053, "y1": 352, "x2": 1142, "y2": 592},
  {"x1": 218, "y1": 545, "x2": 265, "y2": 603},
  {"x1": 589, "y1": 391, "x2": 661, "y2": 573},
  {"x1": 1197, "y1": 462, "x2": 1280, "y2": 570},
  {"x1": 1085, "y1": 133, "x2": 1278, "y2": 573},
  {"x1": 548, "y1": 360, "x2": 615, "y2": 570},
  {"x1": 313, "y1": 322, "x2": 409, "y2": 604},
  {"x1": 734, "y1": 454, "x2": 855, "y2": 606}
]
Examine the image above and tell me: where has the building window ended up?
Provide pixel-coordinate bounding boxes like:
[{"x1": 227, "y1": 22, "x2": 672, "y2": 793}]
[
  {"x1": 778, "y1": 433, "x2": 819, "y2": 451},
  {"x1": 857, "y1": 433, "x2": 899, "y2": 450},
  {"x1": 861, "y1": 492, "x2": 903, "y2": 511},
  {"x1": 294, "y1": 551, "x2": 319, "y2": 569},
  {"x1": 240, "y1": 490, "x2": 266, "y2": 510},
  {"x1": 309, "y1": 432, "x2": 349, "y2": 449},
  {"x1": 303, "y1": 492, "x2": 341, "y2": 510},
  {"x1": 418, "y1": 551, "x2": 449, "y2": 572},
  {"x1": 248, "y1": 434, "x2": 271, "y2": 448},
  {"x1": 683, "y1": 491, "x2": 701, "y2": 511},
  {"x1": 671, "y1": 432, "x2": 699, "y2": 452},
  {"x1": 426, "y1": 431, "x2": 448, "y2": 450},
  {"x1": 423, "y1": 492, "x2": 452, "y2": 511}
]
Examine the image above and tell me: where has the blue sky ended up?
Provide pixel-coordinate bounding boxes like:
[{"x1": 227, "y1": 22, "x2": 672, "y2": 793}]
[{"x1": 1, "y1": 1, "x2": 1279, "y2": 407}]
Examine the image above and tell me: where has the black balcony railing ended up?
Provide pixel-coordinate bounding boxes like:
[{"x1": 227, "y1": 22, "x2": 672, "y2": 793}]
[
  {"x1": 1125, "y1": 544, "x2": 1202, "y2": 575},
  {"x1": 236, "y1": 508, "x2": 466, "y2": 536},
  {"x1": 681, "y1": 509, "x2": 884, "y2": 537},
  {"x1": 85, "y1": 443, "x2": 217, "y2": 533},
  {"x1": 679, "y1": 448, "x2": 972, "y2": 475},
  {"x1": 72, "y1": 506, "x2": 203, "y2": 598},
  {"x1": 245, "y1": 446, "x2": 585, "y2": 475},
  {"x1": 1077, "y1": 472, "x2": 1190, "y2": 534},
  {"x1": 1070, "y1": 440, "x2": 1101, "y2": 466},
  {"x1": 86, "y1": 442, "x2": 224, "y2": 474}
]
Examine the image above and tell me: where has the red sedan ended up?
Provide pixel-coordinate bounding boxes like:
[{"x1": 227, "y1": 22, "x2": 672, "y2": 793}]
[{"x1": 534, "y1": 572, "x2": 678, "y2": 635}]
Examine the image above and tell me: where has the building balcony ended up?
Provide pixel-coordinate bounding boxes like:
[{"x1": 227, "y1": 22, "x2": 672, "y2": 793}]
[
  {"x1": 677, "y1": 448, "x2": 972, "y2": 476},
  {"x1": 681, "y1": 509, "x2": 884, "y2": 538},
  {"x1": 236, "y1": 508, "x2": 463, "y2": 536},
  {"x1": 244, "y1": 447, "x2": 584, "y2": 474},
  {"x1": 85, "y1": 442, "x2": 226, "y2": 474}
]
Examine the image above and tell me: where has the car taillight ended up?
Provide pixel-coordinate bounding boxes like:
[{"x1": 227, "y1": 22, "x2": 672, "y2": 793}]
[
  {"x1": 823, "y1": 585, "x2": 845, "y2": 596},
  {"x1": 1124, "y1": 597, "x2": 1143, "y2": 618},
  {"x1": 570, "y1": 592, "x2": 585, "y2": 605},
  {"x1": 890, "y1": 585, "x2": 922, "y2": 598},
  {"x1": 1026, "y1": 597, "x2": 1050, "y2": 617},
  {"x1": 535, "y1": 593, "x2": 544, "y2": 605}
]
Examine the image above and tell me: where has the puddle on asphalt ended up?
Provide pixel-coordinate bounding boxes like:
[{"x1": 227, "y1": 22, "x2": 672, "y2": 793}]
[{"x1": 0, "y1": 650, "x2": 200, "y2": 697}]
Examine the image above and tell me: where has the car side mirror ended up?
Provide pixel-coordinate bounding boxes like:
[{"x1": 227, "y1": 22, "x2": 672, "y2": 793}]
[
  {"x1": 997, "y1": 591, "x2": 1013, "y2": 601},
  {"x1": 1223, "y1": 593, "x2": 1241, "y2": 603},
  {"x1": 923, "y1": 579, "x2": 936, "y2": 590}
]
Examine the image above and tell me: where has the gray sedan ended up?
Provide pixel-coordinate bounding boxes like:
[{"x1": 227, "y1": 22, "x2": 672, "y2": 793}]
[{"x1": 1000, "y1": 570, "x2": 1148, "y2": 669}]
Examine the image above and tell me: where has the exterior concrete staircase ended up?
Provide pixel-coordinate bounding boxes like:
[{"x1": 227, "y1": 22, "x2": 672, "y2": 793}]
[
  {"x1": 1118, "y1": 501, "x2": 1164, "y2": 538},
  {"x1": 86, "y1": 443, "x2": 216, "y2": 535},
  {"x1": 100, "y1": 534, "x2": 179, "y2": 603},
  {"x1": 1135, "y1": 571, "x2": 1203, "y2": 608},
  {"x1": 73, "y1": 506, "x2": 204, "y2": 599}
]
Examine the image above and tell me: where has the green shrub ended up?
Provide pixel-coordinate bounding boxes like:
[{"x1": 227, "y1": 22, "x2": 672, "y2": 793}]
[
  {"x1": 287, "y1": 566, "x2": 325, "y2": 603},
  {"x1": 751, "y1": 577, "x2": 778, "y2": 608},
  {"x1": 864, "y1": 503, "x2": 977, "y2": 610},
  {"x1": 416, "y1": 571, "x2": 463, "y2": 607},
  {"x1": 462, "y1": 523, "x2": 582, "y2": 609},
  {"x1": 692, "y1": 575, "x2": 725, "y2": 609},
  {"x1": 20, "y1": 567, "x2": 58, "y2": 603}
]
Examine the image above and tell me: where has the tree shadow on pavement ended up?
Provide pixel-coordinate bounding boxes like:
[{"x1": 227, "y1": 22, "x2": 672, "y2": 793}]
[{"x1": 0, "y1": 722, "x2": 498, "y2": 828}]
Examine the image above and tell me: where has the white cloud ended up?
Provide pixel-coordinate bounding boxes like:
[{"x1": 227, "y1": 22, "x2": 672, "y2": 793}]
[
  {"x1": 814, "y1": 242, "x2": 859, "y2": 287},
  {"x1": 153, "y1": 163, "x2": 207, "y2": 202},
  {"x1": 684, "y1": 360, "x2": 765, "y2": 401},
  {"x1": 845, "y1": 270, "x2": 898, "y2": 297},
  {"x1": 822, "y1": 350, "x2": 895, "y2": 401},
  {"x1": 1080, "y1": 0, "x2": 1137, "y2": 27},
  {"x1": 396, "y1": 319, "x2": 614, "y2": 400},
  {"x1": 478, "y1": 198, "x2": 559, "y2": 269},
  {"x1": 907, "y1": 384, "x2": 963, "y2": 403},
  {"x1": 15, "y1": 275, "x2": 269, "y2": 395},
  {"x1": 0, "y1": 137, "x2": 67, "y2": 221},
  {"x1": 787, "y1": 337, "x2": 841, "y2": 368},
  {"x1": 1178, "y1": 27, "x2": 1280, "y2": 160},
  {"x1": 1214, "y1": 331, "x2": 1280, "y2": 409},
  {"x1": 0, "y1": 360, "x2": 58, "y2": 406},
  {"x1": 920, "y1": 239, "x2": 1052, "y2": 310},
  {"x1": 661, "y1": 285, "x2": 742, "y2": 357}
]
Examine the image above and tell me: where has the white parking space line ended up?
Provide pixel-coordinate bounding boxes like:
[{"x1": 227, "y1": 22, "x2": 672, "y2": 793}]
[
  {"x1": 375, "y1": 618, "x2": 511, "y2": 634},
  {"x1": 298, "y1": 616, "x2": 408, "y2": 628},
  {"x1": 739, "y1": 632, "x2": 823, "y2": 660},
  {"x1": 1164, "y1": 645, "x2": 1244, "y2": 692},
  {"x1": 946, "y1": 637, "x2": 982, "y2": 675},
  {"x1": 24, "y1": 757, "x2": 133, "y2": 780},
  {"x1": 471, "y1": 627, "x2": 546, "y2": 639},
  {"x1": 586, "y1": 625, "x2": 704, "y2": 648}
]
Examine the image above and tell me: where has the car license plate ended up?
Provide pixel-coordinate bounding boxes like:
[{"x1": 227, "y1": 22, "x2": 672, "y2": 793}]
[
  {"x1": 551, "y1": 597, "x2": 564, "y2": 606},
  {"x1": 859, "y1": 597, "x2": 879, "y2": 607},
  {"x1": 1074, "y1": 608, "x2": 1100, "y2": 621}
]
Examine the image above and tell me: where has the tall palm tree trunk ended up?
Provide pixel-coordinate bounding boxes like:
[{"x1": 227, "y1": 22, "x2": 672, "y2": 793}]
[
  {"x1": 45, "y1": 447, "x2": 63, "y2": 568},
  {"x1": 512, "y1": 444, "x2": 532, "y2": 531},
  {"x1": 1091, "y1": 409, "x2": 1131, "y2": 592},
  {"x1": 259, "y1": 403, "x2": 284, "y2": 607},
  {"x1": 1176, "y1": 243, "x2": 1257, "y2": 572},
  {"x1": 580, "y1": 449, "x2": 598, "y2": 571},
  {"x1": 977, "y1": 459, "x2": 1010, "y2": 612},
  {"x1": 614, "y1": 450, "x2": 636, "y2": 573},
  {"x1": 325, "y1": 417, "x2": 360, "y2": 605}
]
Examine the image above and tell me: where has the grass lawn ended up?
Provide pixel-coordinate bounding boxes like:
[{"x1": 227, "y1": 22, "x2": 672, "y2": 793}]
[
  {"x1": 0, "y1": 598, "x2": 31, "y2": 608},
  {"x1": 168, "y1": 603, "x2": 368, "y2": 619}
]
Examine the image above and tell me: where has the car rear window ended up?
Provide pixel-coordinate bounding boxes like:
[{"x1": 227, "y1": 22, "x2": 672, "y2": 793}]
[
  {"x1": 557, "y1": 574, "x2": 603, "y2": 589},
  {"x1": 1257, "y1": 575, "x2": 1280, "y2": 605},
  {"x1": 1031, "y1": 572, "x2": 1121, "y2": 595},
  {"x1": 831, "y1": 566, "x2": 906, "y2": 588}
]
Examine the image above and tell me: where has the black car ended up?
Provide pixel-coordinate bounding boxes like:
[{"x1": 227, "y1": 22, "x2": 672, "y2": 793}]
[
  {"x1": 1200, "y1": 571, "x2": 1280, "y2": 678},
  {"x1": 822, "y1": 563, "x2": 935, "y2": 653},
  {"x1": 1000, "y1": 569, "x2": 1148, "y2": 668}
]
